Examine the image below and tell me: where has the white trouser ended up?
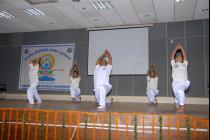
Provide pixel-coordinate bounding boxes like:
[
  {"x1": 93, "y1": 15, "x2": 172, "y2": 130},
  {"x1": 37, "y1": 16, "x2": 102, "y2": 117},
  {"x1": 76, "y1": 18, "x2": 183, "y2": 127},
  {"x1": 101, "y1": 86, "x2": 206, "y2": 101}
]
[
  {"x1": 27, "y1": 81, "x2": 41, "y2": 104},
  {"x1": 172, "y1": 80, "x2": 190, "y2": 107},
  {"x1": 94, "y1": 85, "x2": 112, "y2": 106},
  {"x1": 70, "y1": 86, "x2": 81, "y2": 102},
  {"x1": 147, "y1": 89, "x2": 159, "y2": 103}
]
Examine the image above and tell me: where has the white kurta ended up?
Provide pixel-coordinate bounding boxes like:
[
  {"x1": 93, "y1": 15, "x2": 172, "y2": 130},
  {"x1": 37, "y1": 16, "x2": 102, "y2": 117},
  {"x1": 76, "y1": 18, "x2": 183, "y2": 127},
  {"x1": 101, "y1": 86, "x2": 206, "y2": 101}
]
[
  {"x1": 171, "y1": 60, "x2": 190, "y2": 106},
  {"x1": 146, "y1": 76, "x2": 159, "y2": 103},
  {"x1": 94, "y1": 65, "x2": 112, "y2": 106},
  {"x1": 171, "y1": 60, "x2": 188, "y2": 82},
  {"x1": 147, "y1": 76, "x2": 158, "y2": 92},
  {"x1": 29, "y1": 64, "x2": 39, "y2": 84},
  {"x1": 94, "y1": 65, "x2": 112, "y2": 89},
  {"x1": 69, "y1": 76, "x2": 81, "y2": 101}
]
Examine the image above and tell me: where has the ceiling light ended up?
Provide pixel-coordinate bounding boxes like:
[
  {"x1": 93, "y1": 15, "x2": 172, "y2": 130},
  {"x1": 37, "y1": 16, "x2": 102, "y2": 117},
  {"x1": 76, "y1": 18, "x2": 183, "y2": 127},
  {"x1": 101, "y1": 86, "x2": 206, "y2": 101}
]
[
  {"x1": 90, "y1": 1, "x2": 113, "y2": 11},
  {"x1": 72, "y1": 0, "x2": 80, "y2": 2},
  {"x1": 175, "y1": 0, "x2": 185, "y2": 3},
  {"x1": 0, "y1": 10, "x2": 15, "y2": 19},
  {"x1": 24, "y1": 8, "x2": 45, "y2": 16},
  {"x1": 25, "y1": 0, "x2": 58, "y2": 5}
]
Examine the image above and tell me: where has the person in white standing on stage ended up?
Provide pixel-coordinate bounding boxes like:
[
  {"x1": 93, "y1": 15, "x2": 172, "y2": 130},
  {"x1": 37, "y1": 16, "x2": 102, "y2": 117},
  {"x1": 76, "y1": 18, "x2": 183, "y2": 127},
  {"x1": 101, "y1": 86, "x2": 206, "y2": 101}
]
[
  {"x1": 146, "y1": 64, "x2": 159, "y2": 105},
  {"x1": 171, "y1": 43, "x2": 190, "y2": 112},
  {"x1": 94, "y1": 50, "x2": 113, "y2": 109},
  {"x1": 69, "y1": 64, "x2": 81, "y2": 103},
  {"x1": 27, "y1": 59, "x2": 42, "y2": 104}
]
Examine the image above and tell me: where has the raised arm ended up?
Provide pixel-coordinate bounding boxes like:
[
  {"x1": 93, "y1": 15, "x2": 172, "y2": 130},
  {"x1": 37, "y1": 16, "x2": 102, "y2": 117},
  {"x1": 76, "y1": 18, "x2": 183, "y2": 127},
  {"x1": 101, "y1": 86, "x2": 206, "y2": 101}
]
[
  {"x1": 147, "y1": 67, "x2": 150, "y2": 76},
  {"x1": 38, "y1": 58, "x2": 41, "y2": 68},
  {"x1": 96, "y1": 51, "x2": 107, "y2": 65},
  {"x1": 147, "y1": 64, "x2": 158, "y2": 76},
  {"x1": 147, "y1": 64, "x2": 153, "y2": 76},
  {"x1": 96, "y1": 55, "x2": 102, "y2": 65},
  {"x1": 171, "y1": 44, "x2": 180, "y2": 60},
  {"x1": 152, "y1": 64, "x2": 158, "y2": 77},
  {"x1": 96, "y1": 54, "x2": 105, "y2": 65},
  {"x1": 69, "y1": 65, "x2": 74, "y2": 76},
  {"x1": 70, "y1": 64, "x2": 77, "y2": 76},
  {"x1": 105, "y1": 50, "x2": 112, "y2": 65},
  {"x1": 152, "y1": 64, "x2": 158, "y2": 75},
  {"x1": 74, "y1": 64, "x2": 80, "y2": 76},
  {"x1": 150, "y1": 64, "x2": 155, "y2": 70},
  {"x1": 179, "y1": 45, "x2": 187, "y2": 60}
]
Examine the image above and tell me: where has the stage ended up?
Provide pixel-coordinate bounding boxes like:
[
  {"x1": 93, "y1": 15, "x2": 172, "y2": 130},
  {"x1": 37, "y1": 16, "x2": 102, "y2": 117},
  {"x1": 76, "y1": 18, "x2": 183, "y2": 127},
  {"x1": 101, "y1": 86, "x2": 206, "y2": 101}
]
[
  {"x1": 0, "y1": 100, "x2": 209, "y2": 140},
  {"x1": 0, "y1": 100, "x2": 209, "y2": 117}
]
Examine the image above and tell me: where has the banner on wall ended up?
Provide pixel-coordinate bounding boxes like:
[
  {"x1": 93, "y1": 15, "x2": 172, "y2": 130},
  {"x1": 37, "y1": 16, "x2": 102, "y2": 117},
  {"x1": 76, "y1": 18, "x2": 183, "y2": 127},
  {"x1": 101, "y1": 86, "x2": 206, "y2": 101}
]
[{"x1": 19, "y1": 44, "x2": 75, "y2": 91}]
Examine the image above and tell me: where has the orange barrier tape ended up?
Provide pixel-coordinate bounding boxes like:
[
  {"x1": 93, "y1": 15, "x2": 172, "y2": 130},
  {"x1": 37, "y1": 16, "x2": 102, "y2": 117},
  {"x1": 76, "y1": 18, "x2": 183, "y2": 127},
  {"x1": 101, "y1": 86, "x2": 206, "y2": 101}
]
[
  {"x1": 54, "y1": 112, "x2": 57, "y2": 140},
  {"x1": 0, "y1": 108, "x2": 208, "y2": 120},
  {"x1": 101, "y1": 113, "x2": 104, "y2": 140},
  {"x1": 35, "y1": 111, "x2": 38, "y2": 140},
  {"x1": 1, "y1": 110, "x2": 5, "y2": 140},
  {"x1": 68, "y1": 112, "x2": 71, "y2": 140},
  {"x1": 27, "y1": 111, "x2": 31, "y2": 140},
  {"x1": 45, "y1": 111, "x2": 49, "y2": 140},
  {"x1": 193, "y1": 118, "x2": 197, "y2": 140},
  {"x1": 176, "y1": 115, "x2": 180, "y2": 139},
  {"x1": 168, "y1": 114, "x2": 170, "y2": 140},
  {"x1": 142, "y1": 113, "x2": 145, "y2": 140},
  {"x1": 152, "y1": 113, "x2": 155, "y2": 140},
  {"x1": 93, "y1": 114, "x2": 96, "y2": 140},
  {"x1": 0, "y1": 108, "x2": 209, "y2": 140},
  {"x1": 77, "y1": 112, "x2": 80, "y2": 140},
  {"x1": 21, "y1": 111, "x2": 25, "y2": 140},
  {"x1": 14, "y1": 111, "x2": 19, "y2": 140},
  {"x1": 206, "y1": 120, "x2": 209, "y2": 138},
  {"x1": 126, "y1": 115, "x2": 129, "y2": 140},
  {"x1": 116, "y1": 113, "x2": 119, "y2": 140},
  {"x1": 7, "y1": 110, "x2": 12, "y2": 140}
]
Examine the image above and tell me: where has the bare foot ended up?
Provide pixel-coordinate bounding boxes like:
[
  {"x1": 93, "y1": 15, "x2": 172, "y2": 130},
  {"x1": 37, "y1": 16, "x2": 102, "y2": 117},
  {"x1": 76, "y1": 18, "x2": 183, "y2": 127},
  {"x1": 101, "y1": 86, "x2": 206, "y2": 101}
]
[
  {"x1": 179, "y1": 106, "x2": 185, "y2": 113},
  {"x1": 176, "y1": 107, "x2": 180, "y2": 112}
]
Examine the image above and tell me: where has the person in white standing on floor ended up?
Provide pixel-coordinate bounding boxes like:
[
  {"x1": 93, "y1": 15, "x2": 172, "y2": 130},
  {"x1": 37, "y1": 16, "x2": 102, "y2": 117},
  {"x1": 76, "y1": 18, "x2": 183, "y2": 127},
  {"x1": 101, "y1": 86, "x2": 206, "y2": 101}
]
[
  {"x1": 146, "y1": 64, "x2": 159, "y2": 105},
  {"x1": 171, "y1": 43, "x2": 190, "y2": 112},
  {"x1": 94, "y1": 50, "x2": 113, "y2": 109},
  {"x1": 69, "y1": 64, "x2": 81, "y2": 103},
  {"x1": 27, "y1": 59, "x2": 42, "y2": 104}
]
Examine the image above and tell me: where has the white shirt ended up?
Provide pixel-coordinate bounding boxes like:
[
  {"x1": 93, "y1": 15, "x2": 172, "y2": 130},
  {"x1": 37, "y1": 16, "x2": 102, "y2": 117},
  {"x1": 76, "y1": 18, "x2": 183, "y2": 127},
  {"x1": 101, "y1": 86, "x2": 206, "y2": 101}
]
[
  {"x1": 94, "y1": 64, "x2": 112, "y2": 89},
  {"x1": 171, "y1": 60, "x2": 188, "y2": 82},
  {"x1": 29, "y1": 63, "x2": 39, "y2": 83},
  {"x1": 69, "y1": 76, "x2": 81, "y2": 89},
  {"x1": 147, "y1": 76, "x2": 158, "y2": 91}
]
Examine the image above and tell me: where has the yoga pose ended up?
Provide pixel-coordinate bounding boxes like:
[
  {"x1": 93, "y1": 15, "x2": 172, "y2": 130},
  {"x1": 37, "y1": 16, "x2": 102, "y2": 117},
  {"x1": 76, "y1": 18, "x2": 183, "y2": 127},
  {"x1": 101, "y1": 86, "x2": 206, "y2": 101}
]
[
  {"x1": 171, "y1": 43, "x2": 190, "y2": 112},
  {"x1": 94, "y1": 50, "x2": 113, "y2": 109},
  {"x1": 69, "y1": 64, "x2": 81, "y2": 103},
  {"x1": 27, "y1": 59, "x2": 42, "y2": 104},
  {"x1": 146, "y1": 64, "x2": 159, "y2": 104}
]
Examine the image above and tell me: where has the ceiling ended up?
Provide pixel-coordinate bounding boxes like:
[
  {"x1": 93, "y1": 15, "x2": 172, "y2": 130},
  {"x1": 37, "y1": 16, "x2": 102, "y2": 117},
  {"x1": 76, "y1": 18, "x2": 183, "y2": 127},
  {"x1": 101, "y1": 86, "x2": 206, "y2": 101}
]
[{"x1": 0, "y1": 0, "x2": 209, "y2": 33}]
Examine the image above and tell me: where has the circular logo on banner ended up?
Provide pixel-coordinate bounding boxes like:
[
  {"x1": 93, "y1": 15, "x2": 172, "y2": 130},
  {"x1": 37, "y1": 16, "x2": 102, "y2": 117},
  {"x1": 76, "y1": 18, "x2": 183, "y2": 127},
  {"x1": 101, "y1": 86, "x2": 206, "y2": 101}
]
[
  {"x1": 24, "y1": 49, "x2": 29, "y2": 54},
  {"x1": 38, "y1": 54, "x2": 55, "y2": 81},
  {"x1": 67, "y1": 47, "x2": 73, "y2": 53},
  {"x1": 40, "y1": 54, "x2": 55, "y2": 70}
]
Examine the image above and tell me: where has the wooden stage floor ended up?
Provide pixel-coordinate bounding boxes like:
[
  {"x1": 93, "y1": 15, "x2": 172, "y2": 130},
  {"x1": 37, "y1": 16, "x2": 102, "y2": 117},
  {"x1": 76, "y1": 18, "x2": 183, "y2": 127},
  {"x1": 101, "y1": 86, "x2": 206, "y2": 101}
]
[{"x1": 0, "y1": 100, "x2": 208, "y2": 118}]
